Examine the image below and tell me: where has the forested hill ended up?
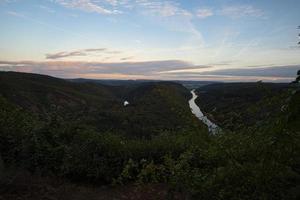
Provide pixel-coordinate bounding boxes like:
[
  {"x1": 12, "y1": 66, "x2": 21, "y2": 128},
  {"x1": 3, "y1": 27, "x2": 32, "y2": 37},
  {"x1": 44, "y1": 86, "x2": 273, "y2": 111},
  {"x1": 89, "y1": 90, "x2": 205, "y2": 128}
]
[
  {"x1": 0, "y1": 71, "x2": 115, "y2": 114},
  {"x1": 0, "y1": 71, "x2": 205, "y2": 138},
  {"x1": 0, "y1": 71, "x2": 210, "y2": 199},
  {"x1": 1, "y1": 71, "x2": 300, "y2": 199},
  {"x1": 195, "y1": 82, "x2": 292, "y2": 131}
]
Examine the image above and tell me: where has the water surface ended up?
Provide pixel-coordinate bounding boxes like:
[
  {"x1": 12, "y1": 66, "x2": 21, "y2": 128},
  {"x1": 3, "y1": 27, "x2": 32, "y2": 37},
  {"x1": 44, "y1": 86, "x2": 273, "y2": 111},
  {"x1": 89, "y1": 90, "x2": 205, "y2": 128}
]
[{"x1": 189, "y1": 89, "x2": 219, "y2": 134}]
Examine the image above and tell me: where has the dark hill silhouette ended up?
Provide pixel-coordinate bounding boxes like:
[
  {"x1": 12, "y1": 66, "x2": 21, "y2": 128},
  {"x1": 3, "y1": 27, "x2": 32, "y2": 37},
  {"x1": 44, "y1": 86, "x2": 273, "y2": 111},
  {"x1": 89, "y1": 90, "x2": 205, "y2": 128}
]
[{"x1": 0, "y1": 71, "x2": 204, "y2": 137}]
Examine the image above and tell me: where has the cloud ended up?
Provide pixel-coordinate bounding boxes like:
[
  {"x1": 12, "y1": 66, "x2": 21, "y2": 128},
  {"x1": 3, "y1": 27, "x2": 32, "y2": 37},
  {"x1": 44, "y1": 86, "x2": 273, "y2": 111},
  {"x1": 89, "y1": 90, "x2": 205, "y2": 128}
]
[
  {"x1": 106, "y1": 50, "x2": 122, "y2": 54},
  {"x1": 38, "y1": 5, "x2": 55, "y2": 13},
  {"x1": 196, "y1": 8, "x2": 213, "y2": 19},
  {"x1": 46, "y1": 51, "x2": 86, "y2": 59},
  {"x1": 46, "y1": 48, "x2": 117, "y2": 59},
  {"x1": 155, "y1": 74, "x2": 293, "y2": 82},
  {"x1": 201, "y1": 65, "x2": 300, "y2": 78},
  {"x1": 1, "y1": 0, "x2": 17, "y2": 3},
  {"x1": 84, "y1": 48, "x2": 107, "y2": 52},
  {"x1": 105, "y1": 0, "x2": 118, "y2": 6},
  {"x1": 4, "y1": 1, "x2": 266, "y2": 21},
  {"x1": 54, "y1": 0, "x2": 121, "y2": 15},
  {"x1": 6, "y1": 11, "x2": 25, "y2": 18},
  {"x1": 220, "y1": 5, "x2": 265, "y2": 19},
  {"x1": 1, "y1": 60, "x2": 298, "y2": 82},
  {"x1": 136, "y1": 0, "x2": 191, "y2": 17},
  {"x1": 193, "y1": 5, "x2": 265, "y2": 20},
  {"x1": 68, "y1": 0, "x2": 191, "y2": 18},
  {"x1": 0, "y1": 60, "x2": 204, "y2": 78},
  {"x1": 50, "y1": 0, "x2": 202, "y2": 46},
  {"x1": 160, "y1": 65, "x2": 299, "y2": 82},
  {"x1": 6, "y1": 9, "x2": 94, "y2": 42},
  {"x1": 133, "y1": 1, "x2": 204, "y2": 47},
  {"x1": 120, "y1": 56, "x2": 134, "y2": 61},
  {"x1": 158, "y1": 65, "x2": 212, "y2": 74}
]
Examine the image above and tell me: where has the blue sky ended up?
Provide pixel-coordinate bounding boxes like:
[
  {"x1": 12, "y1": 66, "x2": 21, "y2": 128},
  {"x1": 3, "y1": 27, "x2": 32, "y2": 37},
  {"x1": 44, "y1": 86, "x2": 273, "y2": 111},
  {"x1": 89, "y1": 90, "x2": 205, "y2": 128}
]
[{"x1": 0, "y1": 0, "x2": 299, "y2": 81}]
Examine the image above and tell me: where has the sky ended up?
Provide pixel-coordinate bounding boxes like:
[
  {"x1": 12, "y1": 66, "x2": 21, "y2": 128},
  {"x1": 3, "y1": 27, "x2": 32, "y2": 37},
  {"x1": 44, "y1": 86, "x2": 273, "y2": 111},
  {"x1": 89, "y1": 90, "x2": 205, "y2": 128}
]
[{"x1": 0, "y1": 0, "x2": 300, "y2": 82}]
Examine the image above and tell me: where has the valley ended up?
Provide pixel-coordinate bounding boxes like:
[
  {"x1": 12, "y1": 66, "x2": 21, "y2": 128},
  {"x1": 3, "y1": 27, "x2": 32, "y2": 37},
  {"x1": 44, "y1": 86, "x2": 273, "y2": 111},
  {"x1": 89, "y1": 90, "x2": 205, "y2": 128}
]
[
  {"x1": 1, "y1": 1, "x2": 299, "y2": 199},
  {"x1": 1, "y1": 71, "x2": 300, "y2": 200}
]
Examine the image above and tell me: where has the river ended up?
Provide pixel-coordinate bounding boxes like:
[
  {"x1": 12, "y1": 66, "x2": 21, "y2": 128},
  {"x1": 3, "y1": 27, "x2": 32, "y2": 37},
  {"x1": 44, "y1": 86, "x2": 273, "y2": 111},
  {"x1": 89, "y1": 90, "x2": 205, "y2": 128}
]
[{"x1": 189, "y1": 89, "x2": 219, "y2": 134}]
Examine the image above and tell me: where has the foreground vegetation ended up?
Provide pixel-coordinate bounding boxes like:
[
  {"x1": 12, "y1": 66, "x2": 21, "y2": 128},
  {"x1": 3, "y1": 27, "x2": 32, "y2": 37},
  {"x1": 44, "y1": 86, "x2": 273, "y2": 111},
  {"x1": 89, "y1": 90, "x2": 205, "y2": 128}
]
[{"x1": 1, "y1": 72, "x2": 300, "y2": 199}]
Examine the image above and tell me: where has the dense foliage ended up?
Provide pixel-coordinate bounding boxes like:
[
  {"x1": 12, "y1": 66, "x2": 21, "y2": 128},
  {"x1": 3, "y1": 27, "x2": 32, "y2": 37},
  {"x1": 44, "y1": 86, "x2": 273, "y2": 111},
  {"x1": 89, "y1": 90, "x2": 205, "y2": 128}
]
[
  {"x1": 195, "y1": 82, "x2": 290, "y2": 131},
  {"x1": 1, "y1": 72, "x2": 300, "y2": 199},
  {"x1": 0, "y1": 72, "x2": 203, "y2": 138}
]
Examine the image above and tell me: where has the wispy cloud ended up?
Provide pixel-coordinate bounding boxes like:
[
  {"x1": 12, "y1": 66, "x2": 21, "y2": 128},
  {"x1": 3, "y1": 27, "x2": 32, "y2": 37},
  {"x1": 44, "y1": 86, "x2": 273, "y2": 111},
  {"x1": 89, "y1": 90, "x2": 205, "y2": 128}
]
[
  {"x1": 38, "y1": 5, "x2": 55, "y2": 13},
  {"x1": 45, "y1": 48, "x2": 120, "y2": 59},
  {"x1": 53, "y1": 0, "x2": 192, "y2": 17},
  {"x1": 194, "y1": 5, "x2": 265, "y2": 20},
  {"x1": 52, "y1": 0, "x2": 200, "y2": 42},
  {"x1": 5, "y1": 9, "x2": 95, "y2": 43},
  {"x1": 52, "y1": 1, "x2": 266, "y2": 20},
  {"x1": 196, "y1": 8, "x2": 213, "y2": 19},
  {"x1": 134, "y1": 1, "x2": 204, "y2": 47},
  {"x1": 6, "y1": 10, "x2": 26, "y2": 18},
  {"x1": 54, "y1": 0, "x2": 121, "y2": 15},
  {"x1": 220, "y1": 5, "x2": 265, "y2": 19},
  {"x1": 120, "y1": 56, "x2": 134, "y2": 61},
  {"x1": 201, "y1": 65, "x2": 299, "y2": 78},
  {"x1": 46, "y1": 51, "x2": 86, "y2": 59},
  {"x1": 159, "y1": 65, "x2": 299, "y2": 82},
  {"x1": 0, "y1": 59, "x2": 206, "y2": 78},
  {"x1": 1, "y1": 0, "x2": 17, "y2": 3},
  {"x1": 84, "y1": 48, "x2": 107, "y2": 52},
  {"x1": 136, "y1": 0, "x2": 191, "y2": 17},
  {"x1": 0, "y1": 60, "x2": 298, "y2": 82}
]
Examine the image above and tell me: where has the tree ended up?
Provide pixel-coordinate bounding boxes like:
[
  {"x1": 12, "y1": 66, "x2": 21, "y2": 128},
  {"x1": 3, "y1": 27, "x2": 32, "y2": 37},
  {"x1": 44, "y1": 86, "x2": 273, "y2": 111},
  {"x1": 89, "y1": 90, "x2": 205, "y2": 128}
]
[
  {"x1": 296, "y1": 70, "x2": 300, "y2": 83},
  {"x1": 0, "y1": 154, "x2": 4, "y2": 180},
  {"x1": 295, "y1": 26, "x2": 300, "y2": 83},
  {"x1": 298, "y1": 26, "x2": 300, "y2": 44},
  {"x1": 292, "y1": 70, "x2": 300, "y2": 84}
]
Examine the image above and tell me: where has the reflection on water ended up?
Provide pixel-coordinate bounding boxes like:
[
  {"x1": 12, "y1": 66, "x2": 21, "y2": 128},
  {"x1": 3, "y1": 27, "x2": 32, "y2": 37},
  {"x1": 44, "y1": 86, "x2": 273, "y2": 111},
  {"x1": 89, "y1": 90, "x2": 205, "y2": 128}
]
[{"x1": 189, "y1": 89, "x2": 219, "y2": 134}]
